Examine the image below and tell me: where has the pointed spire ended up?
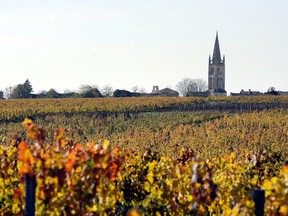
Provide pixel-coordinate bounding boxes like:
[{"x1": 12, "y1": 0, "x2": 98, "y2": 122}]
[{"x1": 212, "y1": 32, "x2": 222, "y2": 65}]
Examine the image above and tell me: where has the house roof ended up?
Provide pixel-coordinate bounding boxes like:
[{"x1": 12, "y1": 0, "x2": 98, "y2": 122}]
[{"x1": 159, "y1": 88, "x2": 178, "y2": 94}]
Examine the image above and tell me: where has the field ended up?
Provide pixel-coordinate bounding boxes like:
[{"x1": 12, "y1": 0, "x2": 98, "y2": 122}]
[{"x1": 1, "y1": 96, "x2": 288, "y2": 215}]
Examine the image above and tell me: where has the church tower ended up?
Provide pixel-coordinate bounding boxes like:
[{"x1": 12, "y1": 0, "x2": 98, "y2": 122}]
[{"x1": 208, "y1": 32, "x2": 226, "y2": 96}]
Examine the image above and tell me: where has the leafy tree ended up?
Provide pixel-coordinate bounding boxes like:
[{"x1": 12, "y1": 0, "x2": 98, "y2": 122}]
[
  {"x1": 23, "y1": 79, "x2": 33, "y2": 95},
  {"x1": 267, "y1": 86, "x2": 279, "y2": 95},
  {"x1": 79, "y1": 85, "x2": 93, "y2": 94},
  {"x1": 78, "y1": 85, "x2": 102, "y2": 98},
  {"x1": 11, "y1": 79, "x2": 33, "y2": 99},
  {"x1": 46, "y1": 89, "x2": 60, "y2": 98},
  {"x1": 113, "y1": 89, "x2": 141, "y2": 97},
  {"x1": 268, "y1": 86, "x2": 276, "y2": 92},
  {"x1": 11, "y1": 84, "x2": 26, "y2": 98}
]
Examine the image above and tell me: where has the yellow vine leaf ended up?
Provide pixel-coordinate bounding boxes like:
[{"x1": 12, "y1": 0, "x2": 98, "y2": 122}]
[
  {"x1": 279, "y1": 205, "x2": 288, "y2": 215},
  {"x1": 103, "y1": 140, "x2": 109, "y2": 150}
]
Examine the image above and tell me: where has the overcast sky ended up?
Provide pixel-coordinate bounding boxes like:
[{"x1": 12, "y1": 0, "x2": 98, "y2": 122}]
[{"x1": 0, "y1": 0, "x2": 287, "y2": 94}]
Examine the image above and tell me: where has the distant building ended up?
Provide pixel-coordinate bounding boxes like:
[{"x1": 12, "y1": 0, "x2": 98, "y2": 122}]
[
  {"x1": 208, "y1": 32, "x2": 227, "y2": 96},
  {"x1": 230, "y1": 89, "x2": 288, "y2": 96},
  {"x1": 265, "y1": 91, "x2": 288, "y2": 96},
  {"x1": 0, "y1": 90, "x2": 4, "y2": 99},
  {"x1": 187, "y1": 91, "x2": 209, "y2": 97},
  {"x1": 277, "y1": 91, "x2": 288, "y2": 96},
  {"x1": 159, "y1": 88, "x2": 179, "y2": 97},
  {"x1": 152, "y1": 86, "x2": 160, "y2": 94},
  {"x1": 230, "y1": 89, "x2": 263, "y2": 96},
  {"x1": 151, "y1": 86, "x2": 179, "y2": 97}
]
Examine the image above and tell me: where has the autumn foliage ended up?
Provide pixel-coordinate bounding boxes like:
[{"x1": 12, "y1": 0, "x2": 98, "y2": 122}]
[{"x1": 1, "y1": 97, "x2": 288, "y2": 215}]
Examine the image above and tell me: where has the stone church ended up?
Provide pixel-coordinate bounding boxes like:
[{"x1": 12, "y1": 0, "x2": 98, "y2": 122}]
[
  {"x1": 208, "y1": 32, "x2": 227, "y2": 96},
  {"x1": 188, "y1": 32, "x2": 227, "y2": 97}
]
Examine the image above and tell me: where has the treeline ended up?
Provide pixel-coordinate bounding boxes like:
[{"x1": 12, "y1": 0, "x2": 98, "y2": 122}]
[
  {"x1": 36, "y1": 89, "x2": 144, "y2": 99},
  {"x1": 4, "y1": 79, "x2": 148, "y2": 99}
]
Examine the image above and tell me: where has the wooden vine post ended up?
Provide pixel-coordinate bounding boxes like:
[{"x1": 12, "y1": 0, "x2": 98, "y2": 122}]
[
  {"x1": 25, "y1": 174, "x2": 36, "y2": 216},
  {"x1": 21, "y1": 118, "x2": 45, "y2": 216},
  {"x1": 253, "y1": 189, "x2": 265, "y2": 216}
]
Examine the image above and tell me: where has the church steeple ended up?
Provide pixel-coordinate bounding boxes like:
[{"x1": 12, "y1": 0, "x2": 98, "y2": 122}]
[
  {"x1": 211, "y1": 32, "x2": 223, "y2": 65},
  {"x1": 208, "y1": 32, "x2": 226, "y2": 96}
]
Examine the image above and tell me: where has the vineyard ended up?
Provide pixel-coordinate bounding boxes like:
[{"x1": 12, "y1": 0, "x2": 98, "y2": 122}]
[{"x1": 1, "y1": 96, "x2": 288, "y2": 215}]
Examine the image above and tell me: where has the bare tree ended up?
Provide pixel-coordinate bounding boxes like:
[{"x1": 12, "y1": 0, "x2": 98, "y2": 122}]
[
  {"x1": 4, "y1": 86, "x2": 13, "y2": 99},
  {"x1": 101, "y1": 85, "x2": 114, "y2": 97},
  {"x1": 176, "y1": 78, "x2": 207, "y2": 96},
  {"x1": 176, "y1": 78, "x2": 196, "y2": 96},
  {"x1": 131, "y1": 86, "x2": 138, "y2": 93},
  {"x1": 194, "y1": 79, "x2": 208, "y2": 92},
  {"x1": 139, "y1": 87, "x2": 146, "y2": 94},
  {"x1": 91, "y1": 84, "x2": 99, "y2": 90},
  {"x1": 64, "y1": 89, "x2": 73, "y2": 94}
]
